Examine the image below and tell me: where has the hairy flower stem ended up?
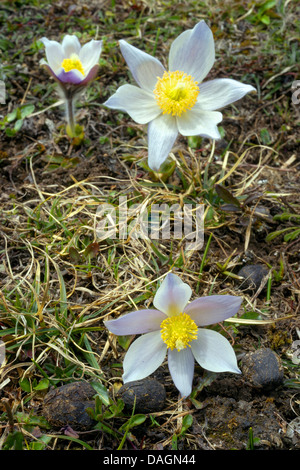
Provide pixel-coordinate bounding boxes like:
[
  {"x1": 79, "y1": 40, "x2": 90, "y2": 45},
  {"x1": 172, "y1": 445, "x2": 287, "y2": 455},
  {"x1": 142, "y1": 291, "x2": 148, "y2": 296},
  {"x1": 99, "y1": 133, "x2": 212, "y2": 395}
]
[
  {"x1": 65, "y1": 95, "x2": 76, "y2": 137},
  {"x1": 58, "y1": 84, "x2": 85, "y2": 137}
]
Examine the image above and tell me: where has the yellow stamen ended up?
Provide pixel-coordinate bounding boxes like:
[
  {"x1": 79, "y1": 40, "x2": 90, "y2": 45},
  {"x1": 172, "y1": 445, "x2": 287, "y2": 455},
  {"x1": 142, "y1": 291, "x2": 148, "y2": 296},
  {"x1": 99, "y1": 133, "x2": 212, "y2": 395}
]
[
  {"x1": 154, "y1": 71, "x2": 199, "y2": 117},
  {"x1": 61, "y1": 53, "x2": 85, "y2": 75},
  {"x1": 160, "y1": 312, "x2": 198, "y2": 351}
]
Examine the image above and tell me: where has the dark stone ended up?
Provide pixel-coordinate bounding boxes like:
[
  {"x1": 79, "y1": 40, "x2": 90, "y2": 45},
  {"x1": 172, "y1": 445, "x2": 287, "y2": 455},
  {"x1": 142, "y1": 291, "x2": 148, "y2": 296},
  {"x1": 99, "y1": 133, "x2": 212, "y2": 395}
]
[
  {"x1": 42, "y1": 381, "x2": 96, "y2": 430},
  {"x1": 119, "y1": 377, "x2": 166, "y2": 413},
  {"x1": 241, "y1": 348, "x2": 284, "y2": 390},
  {"x1": 237, "y1": 264, "x2": 269, "y2": 292}
]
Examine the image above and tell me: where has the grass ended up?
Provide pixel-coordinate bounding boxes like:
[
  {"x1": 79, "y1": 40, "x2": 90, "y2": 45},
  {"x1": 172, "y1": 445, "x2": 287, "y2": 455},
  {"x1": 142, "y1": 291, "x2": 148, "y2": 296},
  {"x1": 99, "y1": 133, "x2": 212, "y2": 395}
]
[{"x1": 0, "y1": 0, "x2": 299, "y2": 451}]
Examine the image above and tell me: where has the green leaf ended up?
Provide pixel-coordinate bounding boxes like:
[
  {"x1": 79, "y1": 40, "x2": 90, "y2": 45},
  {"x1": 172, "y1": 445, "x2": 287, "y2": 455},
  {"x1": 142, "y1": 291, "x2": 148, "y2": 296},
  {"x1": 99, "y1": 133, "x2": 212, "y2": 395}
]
[
  {"x1": 171, "y1": 434, "x2": 178, "y2": 450},
  {"x1": 215, "y1": 184, "x2": 241, "y2": 208},
  {"x1": 46, "y1": 434, "x2": 93, "y2": 450},
  {"x1": 150, "y1": 241, "x2": 169, "y2": 263},
  {"x1": 53, "y1": 262, "x2": 68, "y2": 320},
  {"x1": 33, "y1": 378, "x2": 49, "y2": 391},
  {"x1": 181, "y1": 414, "x2": 193, "y2": 434},
  {"x1": 284, "y1": 228, "x2": 300, "y2": 242},
  {"x1": 3, "y1": 431, "x2": 24, "y2": 450},
  {"x1": 260, "y1": 14, "x2": 270, "y2": 24},
  {"x1": 91, "y1": 381, "x2": 110, "y2": 407},
  {"x1": 19, "y1": 377, "x2": 31, "y2": 392},
  {"x1": 20, "y1": 104, "x2": 35, "y2": 119},
  {"x1": 5, "y1": 127, "x2": 16, "y2": 137},
  {"x1": 15, "y1": 411, "x2": 50, "y2": 429},
  {"x1": 14, "y1": 119, "x2": 23, "y2": 132},
  {"x1": 273, "y1": 212, "x2": 300, "y2": 222},
  {"x1": 240, "y1": 310, "x2": 261, "y2": 320},
  {"x1": 260, "y1": 128, "x2": 272, "y2": 144},
  {"x1": 187, "y1": 135, "x2": 202, "y2": 149},
  {"x1": 6, "y1": 109, "x2": 17, "y2": 122},
  {"x1": 119, "y1": 414, "x2": 146, "y2": 431},
  {"x1": 94, "y1": 421, "x2": 119, "y2": 437},
  {"x1": 258, "y1": 0, "x2": 277, "y2": 14},
  {"x1": 117, "y1": 334, "x2": 134, "y2": 351},
  {"x1": 103, "y1": 398, "x2": 125, "y2": 420},
  {"x1": 30, "y1": 435, "x2": 52, "y2": 450},
  {"x1": 82, "y1": 334, "x2": 102, "y2": 370},
  {"x1": 265, "y1": 227, "x2": 293, "y2": 242}
]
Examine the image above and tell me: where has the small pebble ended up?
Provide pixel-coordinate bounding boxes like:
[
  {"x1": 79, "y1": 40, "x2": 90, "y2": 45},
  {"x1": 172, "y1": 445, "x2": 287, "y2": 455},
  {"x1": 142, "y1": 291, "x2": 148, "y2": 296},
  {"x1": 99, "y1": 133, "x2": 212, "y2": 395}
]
[
  {"x1": 241, "y1": 348, "x2": 284, "y2": 390},
  {"x1": 119, "y1": 377, "x2": 166, "y2": 413},
  {"x1": 237, "y1": 264, "x2": 269, "y2": 292}
]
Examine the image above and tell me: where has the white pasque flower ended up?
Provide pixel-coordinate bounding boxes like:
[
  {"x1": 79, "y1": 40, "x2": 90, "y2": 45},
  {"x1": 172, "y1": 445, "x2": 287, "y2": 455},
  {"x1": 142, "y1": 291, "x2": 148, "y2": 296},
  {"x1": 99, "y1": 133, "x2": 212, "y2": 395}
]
[
  {"x1": 105, "y1": 273, "x2": 242, "y2": 397},
  {"x1": 40, "y1": 35, "x2": 102, "y2": 138},
  {"x1": 104, "y1": 21, "x2": 255, "y2": 172},
  {"x1": 40, "y1": 34, "x2": 102, "y2": 86}
]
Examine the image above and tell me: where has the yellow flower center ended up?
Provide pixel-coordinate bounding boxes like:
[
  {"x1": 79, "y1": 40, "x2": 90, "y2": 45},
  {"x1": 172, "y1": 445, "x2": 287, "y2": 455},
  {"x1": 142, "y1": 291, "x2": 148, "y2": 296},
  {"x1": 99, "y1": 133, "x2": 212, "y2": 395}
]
[
  {"x1": 154, "y1": 71, "x2": 199, "y2": 117},
  {"x1": 160, "y1": 312, "x2": 198, "y2": 351},
  {"x1": 61, "y1": 53, "x2": 85, "y2": 75}
]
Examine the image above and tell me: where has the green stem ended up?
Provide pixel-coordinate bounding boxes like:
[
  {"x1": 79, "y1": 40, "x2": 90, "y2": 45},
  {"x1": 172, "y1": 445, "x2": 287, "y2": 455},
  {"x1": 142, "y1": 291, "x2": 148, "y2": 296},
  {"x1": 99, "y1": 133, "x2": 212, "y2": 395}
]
[
  {"x1": 65, "y1": 95, "x2": 76, "y2": 137},
  {"x1": 196, "y1": 232, "x2": 212, "y2": 293}
]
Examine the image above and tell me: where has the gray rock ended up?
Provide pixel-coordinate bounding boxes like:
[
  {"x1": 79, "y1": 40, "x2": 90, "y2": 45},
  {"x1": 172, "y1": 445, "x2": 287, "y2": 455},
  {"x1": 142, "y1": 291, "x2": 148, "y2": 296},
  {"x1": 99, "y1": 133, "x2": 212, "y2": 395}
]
[
  {"x1": 238, "y1": 264, "x2": 269, "y2": 292},
  {"x1": 119, "y1": 377, "x2": 166, "y2": 413},
  {"x1": 241, "y1": 348, "x2": 284, "y2": 390},
  {"x1": 42, "y1": 381, "x2": 96, "y2": 430}
]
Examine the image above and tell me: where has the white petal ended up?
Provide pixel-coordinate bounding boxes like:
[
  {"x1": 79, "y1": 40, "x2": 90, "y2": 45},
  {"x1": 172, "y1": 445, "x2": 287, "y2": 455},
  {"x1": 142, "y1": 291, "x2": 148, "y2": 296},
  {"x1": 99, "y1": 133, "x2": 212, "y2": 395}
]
[
  {"x1": 119, "y1": 40, "x2": 165, "y2": 92},
  {"x1": 147, "y1": 113, "x2": 178, "y2": 171},
  {"x1": 104, "y1": 309, "x2": 165, "y2": 335},
  {"x1": 168, "y1": 347, "x2": 194, "y2": 397},
  {"x1": 104, "y1": 84, "x2": 161, "y2": 125},
  {"x1": 122, "y1": 331, "x2": 167, "y2": 383},
  {"x1": 62, "y1": 34, "x2": 81, "y2": 57},
  {"x1": 168, "y1": 21, "x2": 215, "y2": 83},
  {"x1": 79, "y1": 39, "x2": 102, "y2": 74},
  {"x1": 191, "y1": 328, "x2": 241, "y2": 374},
  {"x1": 198, "y1": 78, "x2": 256, "y2": 111},
  {"x1": 153, "y1": 273, "x2": 192, "y2": 317},
  {"x1": 40, "y1": 38, "x2": 64, "y2": 73},
  {"x1": 177, "y1": 104, "x2": 222, "y2": 139},
  {"x1": 185, "y1": 295, "x2": 242, "y2": 326}
]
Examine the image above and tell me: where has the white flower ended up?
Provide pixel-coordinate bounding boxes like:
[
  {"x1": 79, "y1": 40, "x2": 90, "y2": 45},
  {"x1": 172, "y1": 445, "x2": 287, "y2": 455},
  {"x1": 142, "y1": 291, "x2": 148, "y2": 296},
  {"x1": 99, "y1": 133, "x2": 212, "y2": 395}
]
[
  {"x1": 40, "y1": 35, "x2": 102, "y2": 138},
  {"x1": 40, "y1": 34, "x2": 102, "y2": 86},
  {"x1": 105, "y1": 273, "x2": 242, "y2": 397},
  {"x1": 104, "y1": 21, "x2": 255, "y2": 172}
]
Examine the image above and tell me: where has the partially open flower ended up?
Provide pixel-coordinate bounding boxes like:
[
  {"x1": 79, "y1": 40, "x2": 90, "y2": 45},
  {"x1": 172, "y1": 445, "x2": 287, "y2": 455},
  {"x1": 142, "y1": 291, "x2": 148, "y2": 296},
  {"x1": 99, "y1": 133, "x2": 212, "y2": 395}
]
[
  {"x1": 40, "y1": 35, "x2": 102, "y2": 86},
  {"x1": 105, "y1": 273, "x2": 242, "y2": 397},
  {"x1": 104, "y1": 21, "x2": 255, "y2": 171},
  {"x1": 40, "y1": 35, "x2": 102, "y2": 139}
]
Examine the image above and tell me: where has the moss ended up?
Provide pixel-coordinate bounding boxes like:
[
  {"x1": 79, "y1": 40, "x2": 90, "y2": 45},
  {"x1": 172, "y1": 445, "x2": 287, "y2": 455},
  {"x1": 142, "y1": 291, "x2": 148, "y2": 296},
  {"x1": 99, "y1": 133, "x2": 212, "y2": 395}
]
[{"x1": 267, "y1": 326, "x2": 292, "y2": 350}]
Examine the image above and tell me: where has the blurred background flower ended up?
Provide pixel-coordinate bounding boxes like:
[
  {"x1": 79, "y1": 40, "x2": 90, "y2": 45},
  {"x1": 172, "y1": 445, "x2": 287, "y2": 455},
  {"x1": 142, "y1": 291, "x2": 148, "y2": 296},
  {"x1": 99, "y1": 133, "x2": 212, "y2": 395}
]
[{"x1": 40, "y1": 35, "x2": 102, "y2": 139}]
